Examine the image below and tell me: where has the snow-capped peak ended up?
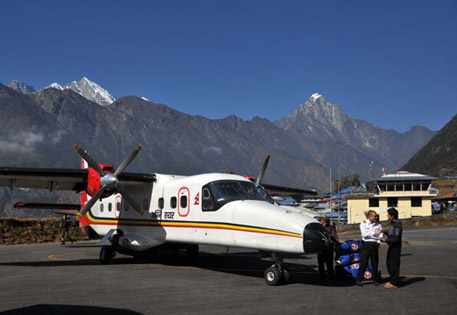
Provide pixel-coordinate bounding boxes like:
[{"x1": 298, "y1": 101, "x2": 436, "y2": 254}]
[
  {"x1": 44, "y1": 83, "x2": 64, "y2": 90},
  {"x1": 141, "y1": 97, "x2": 150, "y2": 101},
  {"x1": 41, "y1": 77, "x2": 115, "y2": 106},
  {"x1": 310, "y1": 93, "x2": 323, "y2": 101}
]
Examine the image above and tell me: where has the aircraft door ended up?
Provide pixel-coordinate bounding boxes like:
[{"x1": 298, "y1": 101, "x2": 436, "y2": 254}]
[
  {"x1": 115, "y1": 195, "x2": 121, "y2": 218},
  {"x1": 178, "y1": 187, "x2": 190, "y2": 217}
]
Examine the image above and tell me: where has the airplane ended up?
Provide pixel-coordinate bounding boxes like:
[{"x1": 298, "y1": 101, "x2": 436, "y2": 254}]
[{"x1": 0, "y1": 145, "x2": 332, "y2": 286}]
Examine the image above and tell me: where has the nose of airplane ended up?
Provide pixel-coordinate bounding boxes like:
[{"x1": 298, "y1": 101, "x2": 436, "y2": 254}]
[{"x1": 302, "y1": 222, "x2": 332, "y2": 254}]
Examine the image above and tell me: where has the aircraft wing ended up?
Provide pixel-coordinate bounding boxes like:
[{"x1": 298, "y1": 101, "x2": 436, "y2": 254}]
[
  {"x1": 117, "y1": 172, "x2": 155, "y2": 188},
  {"x1": 0, "y1": 167, "x2": 155, "y2": 192},
  {"x1": 262, "y1": 183, "x2": 317, "y2": 199},
  {"x1": 0, "y1": 167, "x2": 88, "y2": 191}
]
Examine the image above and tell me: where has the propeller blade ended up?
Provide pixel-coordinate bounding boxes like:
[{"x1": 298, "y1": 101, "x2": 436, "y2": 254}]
[
  {"x1": 117, "y1": 186, "x2": 145, "y2": 215},
  {"x1": 74, "y1": 144, "x2": 106, "y2": 176},
  {"x1": 256, "y1": 155, "x2": 270, "y2": 185},
  {"x1": 115, "y1": 145, "x2": 142, "y2": 176},
  {"x1": 76, "y1": 185, "x2": 108, "y2": 219}
]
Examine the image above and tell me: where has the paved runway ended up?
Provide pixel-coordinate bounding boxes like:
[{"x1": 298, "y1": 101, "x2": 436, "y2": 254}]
[{"x1": 1, "y1": 225, "x2": 457, "y2": 314}]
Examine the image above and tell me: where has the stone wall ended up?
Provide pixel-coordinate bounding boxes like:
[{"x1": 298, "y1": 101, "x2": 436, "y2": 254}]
[{"x1": 0, "y1": 217, "x2": 87, "y2": 246}]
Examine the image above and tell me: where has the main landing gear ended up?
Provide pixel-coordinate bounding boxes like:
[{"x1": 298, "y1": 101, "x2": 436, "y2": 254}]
[
  {"x1": 264, "y1": 253, "x2": 291, "y2": 286},
  {"x1": 100, "y1": 245, "x2": 116, "y2": 264}
]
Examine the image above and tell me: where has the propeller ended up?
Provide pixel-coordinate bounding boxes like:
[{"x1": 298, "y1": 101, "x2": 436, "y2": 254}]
[
  {"x1": 256, "y1": 155, "x2": 270, "y2": 185},
  {"x1": 75, "y1": 145, "x2": 145, "y2": 218}
]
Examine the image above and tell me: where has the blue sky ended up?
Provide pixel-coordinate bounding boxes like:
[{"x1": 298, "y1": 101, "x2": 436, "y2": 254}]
[{"x1": 1, "y1": 0, "x2": 456, "y2": 132}]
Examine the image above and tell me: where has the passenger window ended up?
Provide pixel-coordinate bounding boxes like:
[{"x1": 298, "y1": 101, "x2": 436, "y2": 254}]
[
  {"x1": 116, "y1": 201, "x2": 121, "y2": 212},
  {"x1": 100, "y1": 203, "x2": 104, "y2": 212},
  {"x1": 170, "y1": 197, "x2": 177, "y2": 209},
  {"x1": 108, "y1": 203, "x2": 112, "y2": 212},
  {"x1": 180, "y1": 195, "x2": 188, "y2": 208},
  {"x1": 158, "y1": 198, "x2": 164, "y2": 209}
]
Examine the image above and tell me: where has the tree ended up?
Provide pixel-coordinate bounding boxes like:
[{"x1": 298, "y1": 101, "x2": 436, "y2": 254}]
[{"x1": 333, "y1": 173, "x2": 361, "y2": 193}]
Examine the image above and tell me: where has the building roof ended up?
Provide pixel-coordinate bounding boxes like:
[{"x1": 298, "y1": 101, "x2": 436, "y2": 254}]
[
  {"x1": 376, "y1": 171, "x2": 437, "y2": 182},
  {"x1": 434, "y1": 192, "x2": 457, "y2": 200}
]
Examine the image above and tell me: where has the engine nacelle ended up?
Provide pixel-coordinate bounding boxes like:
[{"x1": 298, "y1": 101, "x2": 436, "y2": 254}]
[{"x1": 86, "y1": 164, "x2": 115, "y2": 197}]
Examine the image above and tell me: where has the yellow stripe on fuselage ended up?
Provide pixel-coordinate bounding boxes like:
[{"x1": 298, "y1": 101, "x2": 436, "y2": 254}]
[{"x1": 85, "y1": 212, "x2": 302, "y2": 238}]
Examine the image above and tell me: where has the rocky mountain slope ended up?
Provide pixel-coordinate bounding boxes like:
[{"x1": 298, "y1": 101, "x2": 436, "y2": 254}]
[
  {"x1": 402, "y1": 114, "x2": 457, "y2": 177},
  {"x1": 275, "y1": 93, "x2": 435, "y2": 179}
]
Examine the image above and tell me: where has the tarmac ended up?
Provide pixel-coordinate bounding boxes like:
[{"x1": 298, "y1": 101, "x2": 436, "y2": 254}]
[{"x1": 0, "y1": 225, "x2": 456, "y2": 314}]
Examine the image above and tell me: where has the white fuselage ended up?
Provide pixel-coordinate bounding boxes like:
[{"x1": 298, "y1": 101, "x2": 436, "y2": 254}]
[{"x1": 83, "y1": 173, "x2": 320, "y2": 254}]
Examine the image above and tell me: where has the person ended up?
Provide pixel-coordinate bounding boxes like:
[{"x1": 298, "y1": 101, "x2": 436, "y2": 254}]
[
  {"x1": 317, "y1": 216, "x2": 338, "y2": 279},
  {"x1": 381, "y1": 208, "x2": 403, "y2": 289},
  {"x1": 60, "y1": 214, "x2": 74, "y2": 245},
  {"x1": 355, "y1": 210, "x2": 382, "y2": 286}
]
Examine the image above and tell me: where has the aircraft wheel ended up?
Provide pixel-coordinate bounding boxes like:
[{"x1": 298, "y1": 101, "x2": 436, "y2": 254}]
[
  {"x1": 282, "y1": 267, "x2": 291, "y2": 284},
  {"x1": 264, "y1": 266, "x2": 282, "y2": 286},
  {"x1": 100, "y1": 246, "x2": 114, "y2": 264}
]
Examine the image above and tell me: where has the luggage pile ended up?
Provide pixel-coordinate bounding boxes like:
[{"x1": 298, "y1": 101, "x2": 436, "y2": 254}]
[{"x1": 335, "y1": 240, "x2": 381, "y2": 280}]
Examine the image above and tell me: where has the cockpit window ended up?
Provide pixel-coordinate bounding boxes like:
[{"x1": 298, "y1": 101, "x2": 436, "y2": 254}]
[{"x1": 202, "y1": 180, "x2": 274, "y2": 211}]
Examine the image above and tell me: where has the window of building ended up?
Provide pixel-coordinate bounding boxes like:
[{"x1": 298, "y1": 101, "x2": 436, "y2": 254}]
[
  {"x1": 369, "y1": 198, "x2": 379, "y2": 207},
  {"x1": 387, "y1": 197, "x2": 398, "y2": 207},
  {"x1": 170, "y1": 197, "x2": 177, "y2": 209},
  {"x1": 180, "y1": 195, "x2": 188, "y2": 208},
  {"x1": 411, "y1": 197, "x2": 422, "y2": 207},
  {"x1": 404, "y1": 182, "x2": 412, "y2": 191}
]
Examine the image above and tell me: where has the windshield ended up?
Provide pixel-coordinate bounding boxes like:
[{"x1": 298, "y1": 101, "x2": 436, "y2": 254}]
[{"x1": 206, "y1": 180, "x2": 274, "y2": 208}]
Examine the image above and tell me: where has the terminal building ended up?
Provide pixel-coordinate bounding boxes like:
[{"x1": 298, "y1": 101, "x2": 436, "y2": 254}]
[{"x1": 346, "y1": 171, "x2": 437, "y2": 224}]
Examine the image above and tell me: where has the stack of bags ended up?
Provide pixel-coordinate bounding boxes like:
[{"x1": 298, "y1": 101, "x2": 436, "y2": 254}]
[{"x1": 335, "y1": 240, "x2": 381, "y2": 280}]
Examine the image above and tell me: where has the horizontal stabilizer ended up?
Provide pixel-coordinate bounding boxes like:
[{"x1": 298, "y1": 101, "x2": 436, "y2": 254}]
[{"x1": 14, "y1": 202, "x2": 81, "y2": 210}]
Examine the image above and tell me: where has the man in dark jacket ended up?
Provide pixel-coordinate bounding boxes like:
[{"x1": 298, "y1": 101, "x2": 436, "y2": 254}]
[
  {"x1": 381, "y1": 208, "x2": 403, "y2": 288},
  {"x1": 318, "y1": 217, "x2": 338, "y2": 278},
  {"x1": 60, "y1": 214, "x2": 74, "y2": 245}
]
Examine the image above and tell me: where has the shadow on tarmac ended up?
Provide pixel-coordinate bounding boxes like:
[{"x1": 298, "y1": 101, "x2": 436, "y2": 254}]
[
  {"x1": 1, "y1": 304, "x2": 142, "y2": 315},
  {"x1": 0, "y1": 249, "x2": 355, "y2": 287},
  {"x1": 398, "y1": 276, "x2": 426, "y2": 287}
]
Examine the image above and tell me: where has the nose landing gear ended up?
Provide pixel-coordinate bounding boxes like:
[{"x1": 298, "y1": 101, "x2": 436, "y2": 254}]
[{"x1": 264, "y1": 253, "x2": 291, "y2": 286}]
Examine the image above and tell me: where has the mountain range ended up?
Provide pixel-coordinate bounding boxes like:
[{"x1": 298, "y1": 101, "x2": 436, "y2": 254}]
[{"x1": 1, "y1": 78, "x2": 437, "y2": 217}]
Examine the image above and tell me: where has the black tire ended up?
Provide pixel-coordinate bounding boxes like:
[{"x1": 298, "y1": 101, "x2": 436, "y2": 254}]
[
  {"x1": 264, "y1": 266, "x2": 282, "y2": 286},
  {"x1": 187, "y1": 245, "x2": 199, "y2": 262},
  {"x1": 282, "y1": 267, "x2": 291, "y2": 284},
  {"x1": 100, "y1": 246, "x2": 113, "y2": 264}
]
